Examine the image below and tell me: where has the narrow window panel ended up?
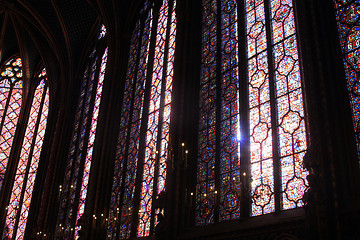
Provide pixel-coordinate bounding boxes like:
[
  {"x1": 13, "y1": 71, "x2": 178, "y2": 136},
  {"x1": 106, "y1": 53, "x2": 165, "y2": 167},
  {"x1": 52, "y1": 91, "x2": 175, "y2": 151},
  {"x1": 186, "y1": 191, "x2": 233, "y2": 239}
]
[
  {"x1": 4, "y1": 68, "x2": 49, "y2": 239},
  {"x1": 333, "y1": 0, "x2": 360, "y2": 160},
  {"x1": 0, "y1": 57, "x2": 23, "y2": 192}
]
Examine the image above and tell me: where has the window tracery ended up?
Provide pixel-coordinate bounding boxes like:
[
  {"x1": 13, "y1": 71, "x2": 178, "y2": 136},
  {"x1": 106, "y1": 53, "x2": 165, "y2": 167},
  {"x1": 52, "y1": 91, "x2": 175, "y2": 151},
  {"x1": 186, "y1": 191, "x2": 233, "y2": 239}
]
[
  {"x1": 2, "y1": 65, "x2": 50, "y2": 239},
  {"x1": 107, "y1": 0, "x2": 177, "y2": 238},
  {"x1": 196, "y1": 0, "x2": 308, "y2": 225}
]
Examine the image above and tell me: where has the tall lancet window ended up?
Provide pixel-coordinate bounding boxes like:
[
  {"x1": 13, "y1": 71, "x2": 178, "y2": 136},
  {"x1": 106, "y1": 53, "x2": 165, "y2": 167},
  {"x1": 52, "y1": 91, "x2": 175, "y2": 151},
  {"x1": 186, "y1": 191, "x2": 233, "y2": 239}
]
[
  {"x1": 196, "y1": 0, "x2": 308, "y2": 225},
  {"x1": 2, "y1": 67, "x2": 50, "y2": 239},
  {"x1": 107, "y1": 0, "x2": 176, "y2": 238},
  {"x1": 0, "y1": 57, "x2": 23, "y2": 192},
  {"x1": 333, "y1": 0, "x2": 360, "y2": 159},
  {"x1": 56, "y1": 25, "x2": 108, "y2": 239}
]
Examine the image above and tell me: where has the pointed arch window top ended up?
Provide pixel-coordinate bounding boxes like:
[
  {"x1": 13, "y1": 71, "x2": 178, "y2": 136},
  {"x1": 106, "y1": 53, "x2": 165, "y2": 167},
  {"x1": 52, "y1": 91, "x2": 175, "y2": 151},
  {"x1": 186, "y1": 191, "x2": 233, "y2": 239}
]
[
  {"x1": 38, "y1": 68, "x2": 47, "y2": 79},
  {"x1": 98, "y1": 24, "x2": 107, "y2": 39},
  {"x1": 1, "y1": 57, "x2": 23, "y2": 85}
]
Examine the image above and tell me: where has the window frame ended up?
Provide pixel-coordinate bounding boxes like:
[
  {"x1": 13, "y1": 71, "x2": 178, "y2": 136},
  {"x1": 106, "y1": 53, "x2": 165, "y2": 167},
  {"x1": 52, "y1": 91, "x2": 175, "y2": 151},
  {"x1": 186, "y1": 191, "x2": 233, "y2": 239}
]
[
  {"x1": 55, "y1": 25, "x2": 109, "y2": 239},
  {"x1": 193, "y1": 0, "x2": 309, "y2": 227},
  {"x1": 0, "y1": 59, "x2": 51, "y2": 239}
]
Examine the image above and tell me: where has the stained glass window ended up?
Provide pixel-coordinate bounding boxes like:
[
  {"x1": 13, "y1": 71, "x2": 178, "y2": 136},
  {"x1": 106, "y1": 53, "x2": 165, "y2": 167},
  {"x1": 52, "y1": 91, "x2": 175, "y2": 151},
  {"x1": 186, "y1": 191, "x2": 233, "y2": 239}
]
[
  {"x1": 107, "y1": 0, "x2": 176, "y2": 238},
  {"x1": 197, "y1": 0, "x2": 240, "y2": 225},
  {"x1": 196, "y1": 0, "x2": 308, "y2": 225},
  {"x1": 108, "y1": 16, "x2": 149, "y2": 239},
  {"x1": 2, "y1": 67, "x2": 50, "y2": 239},
  {"x1": 55, "y1": 25, "x2": 108, "y2": 239},
  {"x1": 0, "y1": 57, "x2": 23, "y2": 193},
  {"x1": 333, "y1": 0, "x2": 360, "y2": 158}
]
